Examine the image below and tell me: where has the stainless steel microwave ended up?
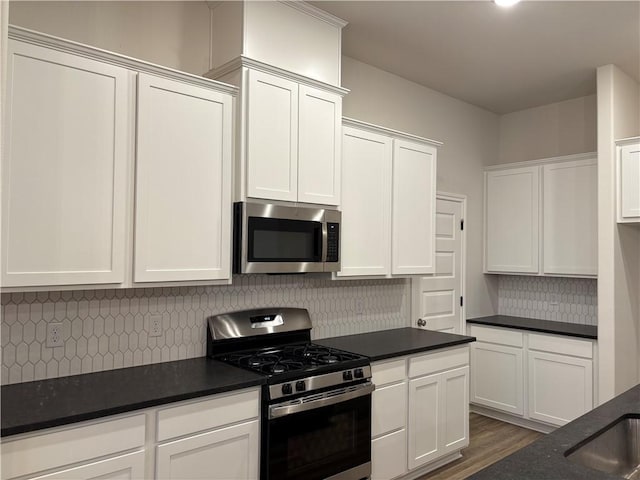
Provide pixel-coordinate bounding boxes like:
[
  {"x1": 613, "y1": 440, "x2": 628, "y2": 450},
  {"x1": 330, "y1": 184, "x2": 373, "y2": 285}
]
[{"x1": 233, "y1": 202, "x2": 341, "y2": 274}]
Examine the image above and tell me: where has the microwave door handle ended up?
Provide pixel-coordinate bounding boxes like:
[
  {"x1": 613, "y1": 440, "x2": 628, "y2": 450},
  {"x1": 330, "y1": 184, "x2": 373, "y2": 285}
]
[
  {"x1": 269, "y1": 382, "x2": 375, "y2": 419},
  {"x1": 321, "y1": 221, "x2": 328, "y2": 263}
]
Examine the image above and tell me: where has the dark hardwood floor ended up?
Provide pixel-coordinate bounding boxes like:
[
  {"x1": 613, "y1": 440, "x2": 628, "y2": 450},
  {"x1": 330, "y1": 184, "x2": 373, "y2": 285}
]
[{"x1": 417, "y1": 413, "x2": 544, "y2": 480}]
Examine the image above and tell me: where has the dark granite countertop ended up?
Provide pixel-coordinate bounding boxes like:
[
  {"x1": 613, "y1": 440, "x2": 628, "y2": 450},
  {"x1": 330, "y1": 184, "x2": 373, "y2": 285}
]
[
  {"x1": 316, "y1": 327, "x2": 476, "y2": 361},
  {"x1": 467, "y1": 315, "x2": 597, "y2": 339},
  {"x1": 469, "y1": 383, "x2": 640, "y2": 479},
  {"x1": 0, "y1": 358, "x2": 266, "y2": 437}
]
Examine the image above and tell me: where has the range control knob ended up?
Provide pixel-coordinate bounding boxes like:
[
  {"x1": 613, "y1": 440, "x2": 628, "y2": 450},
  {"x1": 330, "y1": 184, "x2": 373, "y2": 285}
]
[
  {"x1": 343, "y1": 370, "x2": 353, "y2": 381},
  {"x1": 354, "y1": 368, "x2": 364, "y2": 379},
  {"x1": 281, "y1": 383, "x2": 293, "y2": 395},
  {"x1": 295, "y1": 380, "x2": 306, "y2": 392}
]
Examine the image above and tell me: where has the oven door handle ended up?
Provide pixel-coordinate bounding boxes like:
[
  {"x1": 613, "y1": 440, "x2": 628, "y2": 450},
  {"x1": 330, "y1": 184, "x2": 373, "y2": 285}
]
[{"x1": 269, "y1": 382, "x2": 375, "y2": 419}]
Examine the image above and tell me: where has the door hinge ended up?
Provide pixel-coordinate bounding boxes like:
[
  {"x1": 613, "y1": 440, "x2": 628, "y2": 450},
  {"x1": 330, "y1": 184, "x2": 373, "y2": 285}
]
[
  {"x1": 460, "y1": 219, "x2": 464, "y2": 231},
  {"x1": 460, "y1": 296, "x2": 464, "y2": 307}
]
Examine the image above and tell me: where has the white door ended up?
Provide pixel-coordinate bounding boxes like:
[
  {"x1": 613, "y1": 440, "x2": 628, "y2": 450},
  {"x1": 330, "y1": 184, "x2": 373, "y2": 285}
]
[
  {"x1": 485, "y1": 166, "x2": 540, "y2": 273},
  {"x1": 156, "y1": 420, "x2": 259, "y2": 480},
  {"x1": 338, "y1": 126, "x2": 393, "y2": 277},
  {"x1": 527, "y1": 351, "x2": 593, "y2": 426},
  {"x1": 298, "y1": 85, "x2": 341, "y2": 206},
  {"x1": 29, "y1": 452, "x2": 145, "y2": 480},
  {"x1": 542, "y1": 159, "x2": 597, "y2": 276},
  {"x1": 413, "y1": 195, "x2": 464, "y2": 333},
  {"x1": 392, "y1": 139, "x2": 437, "y2": 276},
  {"x1": 134, "y1": 73, "x2": 232, "y2": 282},
  {"x1": 246, "y1": 69, "x2": 298, "y2": 202},
  {"x1": 2, "y1": 40, "x2": 130, "y2": 287}
]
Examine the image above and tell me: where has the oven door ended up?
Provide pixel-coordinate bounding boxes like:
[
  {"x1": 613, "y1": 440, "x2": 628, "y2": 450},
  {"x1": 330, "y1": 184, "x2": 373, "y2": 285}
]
[{"x1": 265, "y1": 382, "x2": 374, "y2": 480}]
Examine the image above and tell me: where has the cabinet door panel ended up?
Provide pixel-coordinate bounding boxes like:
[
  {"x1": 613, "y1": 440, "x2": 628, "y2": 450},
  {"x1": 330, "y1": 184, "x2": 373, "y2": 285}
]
[
  {"x1": 620, "y1": 143, "x2": 640, "y2": 220},
  {"x1": 543, "y1": 160, "x2": 597, "y2": 275},
  {"x1": 408, "y1": 374, "x2": 440, "y2": 469},
  {"x1": 29, "y1": 451, "x2": 145, "y2": 480},
  {"x1": 392, "y1": 140, "x2": 437, "y2": 275},
  {"x1": 528, "y1": 351, "x2": 593, "y2": 426},
  {"x1": 338, "y1": 127, "x2": 392, "y2": 277},
  {"x1": 372, "y1": 381, "x2": 407, "y2": 437},
  {"x1": 134, "y1": 73, "x2": 232, "y2": 282},
  {"x1": 371, "y1": 429, "x2": 407, "y2": 480},
  {"x1": 298, "y1": 85, "x2": 341, "y2": 205},
  {"x1": 440, "y1": 366, "x2": 469, "y2": 455},
  {"x1": 2, "y1": 40, "x2": 129, "y2": 287},
  {"x1": 470, "y1": 342, "x2": 524, "y2": 415},
  {"x1": 246, "y1": 70, "x2": 298, "y2": 202},
  {"x1": 485, "y1": 167, "x2": 539, "y2": 273},
  {"x1": 156, "y1": 420, "x2": 259, "y2": 480}
]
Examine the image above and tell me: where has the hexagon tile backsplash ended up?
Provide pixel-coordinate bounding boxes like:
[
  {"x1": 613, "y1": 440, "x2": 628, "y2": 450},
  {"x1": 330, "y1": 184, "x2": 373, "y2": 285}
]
[
  {"x1": 1, "y1": 275, "x2": 410, "y2": 385},
  {"x1": 498, "y1": 276, "x2": 597, "y2": 325}
]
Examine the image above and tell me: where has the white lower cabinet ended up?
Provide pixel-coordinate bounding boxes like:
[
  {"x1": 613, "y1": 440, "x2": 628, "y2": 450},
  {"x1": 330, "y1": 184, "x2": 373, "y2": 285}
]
[
  {"x1": 0, "y1": 389, "x2": 260, "y2": 480},
  {"x1": 371, "y1": 346, "x2": 469, "y2": 480},
  {"x1": 1, "y1": 414, "x2": 146, "y2": 480},
  {"x1": 469, "y1": 324, "x2": 595, "y2": 429},
  {"x1": 156, "y1": 420, "x2": 259, "y2": 480}
]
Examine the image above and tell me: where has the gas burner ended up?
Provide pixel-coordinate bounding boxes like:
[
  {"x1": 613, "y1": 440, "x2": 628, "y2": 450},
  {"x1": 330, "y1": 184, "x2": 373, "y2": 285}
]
[{"x1": 318, "y1": 354, "x2": 339, "y2": 364}]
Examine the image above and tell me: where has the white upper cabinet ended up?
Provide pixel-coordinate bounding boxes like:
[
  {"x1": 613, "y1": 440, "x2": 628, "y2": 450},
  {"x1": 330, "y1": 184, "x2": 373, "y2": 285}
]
[
  {"x1": 245, "y1": 69, "x2": 342, "y2": 205},
  {"x1": 543, "y1": 159, "x2": 597, "y2": 276},
  {"x1": 392, "y1": 140, "x2": 436, "y2": 275},
  {"x1": 246, "y1": 69, "x2": 299, "y2": 202},
  {"x1": 298, "y1": 85, "x2": 342, "y2": 205},
  {"x1": 617, "y1": 137, "x2": 640, "y2": 223},
  {"x1": 2, "y1": 27, "x2": 237, "y2": 291},
  {"x1": 339, "y1": 127, "x2": 392, "y2": 277},
  {"x1": 485, "y1": 166, "x2": 540, "y2": 274},
  {"x1": 2, "y1": 38, "x2": 130, "y2": 288},
  {"x1": 338, "y1": 119, "x2": 440, "y2": 279},
  {"x1": 484, "y1": 154, "x2": 597, "y2": 277},
  {"x1": 134, "y1": 74, "x2": 233, "y2": 283}
]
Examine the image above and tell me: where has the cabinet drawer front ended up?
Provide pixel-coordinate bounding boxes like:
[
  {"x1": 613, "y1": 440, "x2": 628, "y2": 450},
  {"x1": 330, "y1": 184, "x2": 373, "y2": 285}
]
[
  {"x1": 469, "y1": 325, "x2": 523, "y2": 347},
  {"x1": 372, "y1": 382, "x2": 407, "y2": 437},
  {"x1": 1, "y1": 414, "x2": 145, "y2": 480},
  {"x1": 528, "y1": 333, "x2": 593, "y2": 359},
  {"x1": 371, "y1": 429, "x2": 407, "y2": 480},
  {"x1": 408, "y1": 346, "x2": 468, "y2": 379},
  {"x1": 372, "y1": 358, "x2": 406, "y2": 385},
  {"x1": 157, "y1": 389, "x2": 259, "y2": 442},
  {"x1": 29, "y1": 451, "x2": 145, "y2": 480}
]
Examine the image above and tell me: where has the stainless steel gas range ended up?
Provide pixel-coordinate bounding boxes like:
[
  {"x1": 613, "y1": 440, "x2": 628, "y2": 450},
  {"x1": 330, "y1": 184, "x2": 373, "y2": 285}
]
[{"x1": 207, "y1": 308, "x2": 373, "y2": 480}]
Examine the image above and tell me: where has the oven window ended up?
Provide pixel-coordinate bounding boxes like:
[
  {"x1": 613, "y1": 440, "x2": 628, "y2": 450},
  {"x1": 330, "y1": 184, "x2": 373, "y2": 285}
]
[
  {"x1": 248, "y1": 217, "x2": 322, "y2": 262},
  {"x1": 266, "y1": 394, "x2": 371, "y2": 480}
]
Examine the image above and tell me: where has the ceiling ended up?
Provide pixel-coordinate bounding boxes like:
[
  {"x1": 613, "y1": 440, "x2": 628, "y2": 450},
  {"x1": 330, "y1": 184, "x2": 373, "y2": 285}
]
[{"x1": 311, "y1": 1, "x2": 640, "y2": 114}]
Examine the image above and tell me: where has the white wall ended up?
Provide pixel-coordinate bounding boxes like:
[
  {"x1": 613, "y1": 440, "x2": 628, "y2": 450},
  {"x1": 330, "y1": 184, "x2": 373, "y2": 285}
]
[
  {"x1": 8, "y1": 1, "x2": 211, "y2": 75},
  {"x1": 497, "y1": 95, "x2": 597, "y2": 164},
  {"x1": 597, "y1": 64, "x2": 640, "y2": 402},
  {"x1": 341, "y1": 56, "x2": 500, "y2": 319}
]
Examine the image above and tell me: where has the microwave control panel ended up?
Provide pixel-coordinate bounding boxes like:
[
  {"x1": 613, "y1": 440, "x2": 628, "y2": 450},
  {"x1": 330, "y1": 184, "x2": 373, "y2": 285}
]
[{"x1": 326, "y1": 223, "x2": 340, "y2": 262}]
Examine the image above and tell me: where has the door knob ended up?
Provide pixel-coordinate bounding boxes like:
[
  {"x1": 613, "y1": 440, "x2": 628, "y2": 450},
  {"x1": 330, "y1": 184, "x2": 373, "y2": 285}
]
[{"x1": 417, "y1": 319, "x2": 426, "y2": 327}]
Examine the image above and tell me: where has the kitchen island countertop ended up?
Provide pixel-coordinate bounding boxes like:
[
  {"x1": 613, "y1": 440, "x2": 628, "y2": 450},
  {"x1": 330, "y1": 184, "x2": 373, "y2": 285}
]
[
  {"x1": 316, "y1": 327, "x2": 476, "y2": 361},
  {"x1": 469, "y1": 383, "x2": 640, "y2": 479}
]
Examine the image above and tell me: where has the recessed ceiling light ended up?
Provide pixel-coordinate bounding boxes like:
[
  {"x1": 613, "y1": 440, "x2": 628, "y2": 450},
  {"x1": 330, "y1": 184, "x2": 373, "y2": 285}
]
[{"x1": 494, "y1": 0, "x2": 521, "y2": 6}]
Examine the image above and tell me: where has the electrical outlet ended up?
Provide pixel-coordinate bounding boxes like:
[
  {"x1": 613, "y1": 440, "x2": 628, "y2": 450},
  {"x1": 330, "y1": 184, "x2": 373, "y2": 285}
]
[
  {"x1": 149, "y1": 315, "x2": 163, "y2": 337},
  {"x1": 46, "y1": 322, "x2": 64, "y2": 348}
]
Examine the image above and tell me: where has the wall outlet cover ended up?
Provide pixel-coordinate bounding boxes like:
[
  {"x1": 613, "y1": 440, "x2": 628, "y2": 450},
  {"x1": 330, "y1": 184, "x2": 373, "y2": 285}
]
[
  {"x1": 149, "y1": 315, "x2": 163, "y2": 337},
  {"x1": 46, "y1": 322, "x2": 64, "y2": 348}
]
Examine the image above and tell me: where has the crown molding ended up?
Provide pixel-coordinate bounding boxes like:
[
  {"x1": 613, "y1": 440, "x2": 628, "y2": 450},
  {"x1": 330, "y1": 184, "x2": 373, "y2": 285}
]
[
  {"x1": 280, "y1": 1, "x2": 348, "y2": 28},
  {"x1": 615, "y1": 136, "x2": 640, "y2": 146},
  {"x1": 342, "y1": 117, "x2": 443, "y2": 147},
  {"x1": 205, "y1": 56, "x2": 350, "y2": 96},
  {"x1": 9, "y1": 25, "x2": 238, "y2": 96},
  {"x1": 484, "y1": 151, "x2": 598, "y2": 171}
]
